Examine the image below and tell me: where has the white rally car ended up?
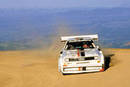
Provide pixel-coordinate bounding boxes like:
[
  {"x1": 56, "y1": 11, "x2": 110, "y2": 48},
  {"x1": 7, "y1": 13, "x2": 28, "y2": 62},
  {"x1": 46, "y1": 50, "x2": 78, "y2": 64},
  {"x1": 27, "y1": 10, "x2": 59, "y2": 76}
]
[{"x1": 58, "y1": 34, "x2": 105, "y2": 75}]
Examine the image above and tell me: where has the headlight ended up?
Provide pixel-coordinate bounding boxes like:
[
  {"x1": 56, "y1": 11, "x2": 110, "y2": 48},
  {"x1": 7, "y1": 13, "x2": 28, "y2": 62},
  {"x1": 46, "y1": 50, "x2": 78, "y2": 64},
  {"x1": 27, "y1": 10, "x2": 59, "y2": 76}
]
[{"x1": 64, "y1": 58, "x2": 69, "y2": 62}]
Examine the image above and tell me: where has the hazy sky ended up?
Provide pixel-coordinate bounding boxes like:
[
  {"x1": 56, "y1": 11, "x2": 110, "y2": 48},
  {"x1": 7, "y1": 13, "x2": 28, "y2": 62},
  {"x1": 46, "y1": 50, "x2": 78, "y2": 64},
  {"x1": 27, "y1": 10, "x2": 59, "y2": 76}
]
[{"x1": 0, "y1": 0, "x2": 130, "y2": 9}]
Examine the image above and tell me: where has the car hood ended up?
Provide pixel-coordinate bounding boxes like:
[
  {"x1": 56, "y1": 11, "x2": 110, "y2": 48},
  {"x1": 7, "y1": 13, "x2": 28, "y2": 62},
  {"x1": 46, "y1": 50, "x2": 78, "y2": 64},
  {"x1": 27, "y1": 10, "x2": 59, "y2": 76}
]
[{"x1": 63, "y1": 49, "x2": 99, "y2": 58}]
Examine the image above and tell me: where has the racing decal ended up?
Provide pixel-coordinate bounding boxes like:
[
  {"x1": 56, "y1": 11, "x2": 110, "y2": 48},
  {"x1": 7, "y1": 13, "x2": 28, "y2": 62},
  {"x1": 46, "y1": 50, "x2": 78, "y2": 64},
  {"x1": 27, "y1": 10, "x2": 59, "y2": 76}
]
[
  {"x1": 78, "y1": 67, "x2": 81, "y2": 71},
  {"x1": 77, "y1": 49, "x2": 85, "y2": 57},
  {"x1": 77, "y1": 49, "x2": 80, "y2": 57},
  {"x1": 81, "y1": 51, "x2": 85, "y2": 56},
  {"x1": 80, "y1": 48, "x2": 85, "y2": 56}
]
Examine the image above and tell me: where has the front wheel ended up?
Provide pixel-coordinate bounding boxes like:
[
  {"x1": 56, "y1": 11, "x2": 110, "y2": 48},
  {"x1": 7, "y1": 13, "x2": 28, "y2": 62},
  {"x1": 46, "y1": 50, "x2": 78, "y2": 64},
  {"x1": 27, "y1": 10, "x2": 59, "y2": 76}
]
[{"x1": 62, "y1": 73, "x2": 69, "y2": 75}]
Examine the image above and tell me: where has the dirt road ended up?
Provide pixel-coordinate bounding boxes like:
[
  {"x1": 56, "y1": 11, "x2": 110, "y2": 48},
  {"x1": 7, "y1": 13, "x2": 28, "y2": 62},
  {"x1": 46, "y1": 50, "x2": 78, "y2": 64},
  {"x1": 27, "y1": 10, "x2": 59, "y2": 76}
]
[{"x1": 0, "y1": 49, "x2": 129, "y2": 87}]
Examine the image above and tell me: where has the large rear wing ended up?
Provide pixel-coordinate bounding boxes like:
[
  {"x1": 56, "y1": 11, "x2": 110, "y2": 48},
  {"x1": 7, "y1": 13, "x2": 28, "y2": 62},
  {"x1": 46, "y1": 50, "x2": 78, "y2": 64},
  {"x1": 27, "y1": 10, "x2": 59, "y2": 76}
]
[{"x1": 61, "y1": 34, "x2": 98, "y2": 42}]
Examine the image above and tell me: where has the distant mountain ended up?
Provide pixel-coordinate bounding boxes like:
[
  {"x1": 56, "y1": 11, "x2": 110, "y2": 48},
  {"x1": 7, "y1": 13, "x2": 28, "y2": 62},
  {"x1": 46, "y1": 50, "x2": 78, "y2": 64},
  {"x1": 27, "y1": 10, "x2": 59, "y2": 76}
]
[{"x1": 0, "y1": 8, "x2": 130, "y2": 50}]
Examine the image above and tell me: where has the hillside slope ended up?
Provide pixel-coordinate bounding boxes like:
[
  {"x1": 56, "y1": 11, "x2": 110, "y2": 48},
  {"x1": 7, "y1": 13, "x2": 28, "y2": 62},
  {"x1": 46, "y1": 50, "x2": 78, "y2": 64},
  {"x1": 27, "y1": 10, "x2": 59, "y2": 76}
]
[{"x1": 0, "y1": 49, "x2": 129, "y2": 87}]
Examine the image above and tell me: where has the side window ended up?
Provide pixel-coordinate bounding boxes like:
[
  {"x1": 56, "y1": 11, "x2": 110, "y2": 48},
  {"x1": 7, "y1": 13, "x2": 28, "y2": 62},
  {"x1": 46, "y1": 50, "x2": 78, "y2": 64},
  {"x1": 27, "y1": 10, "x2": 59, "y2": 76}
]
[
  {"x1": 65, "y1": 42, "x2": 74, "y2": 50},
  {"x1": 64, "y1": 41, "x2": 68, "y2": 50}
]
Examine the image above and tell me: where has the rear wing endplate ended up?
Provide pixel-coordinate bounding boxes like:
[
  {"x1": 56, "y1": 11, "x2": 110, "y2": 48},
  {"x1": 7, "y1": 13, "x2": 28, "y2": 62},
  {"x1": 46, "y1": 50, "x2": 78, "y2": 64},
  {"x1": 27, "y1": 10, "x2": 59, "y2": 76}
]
[{"x1": 61, "y1": 34, "x2": 98, "y2": 42}]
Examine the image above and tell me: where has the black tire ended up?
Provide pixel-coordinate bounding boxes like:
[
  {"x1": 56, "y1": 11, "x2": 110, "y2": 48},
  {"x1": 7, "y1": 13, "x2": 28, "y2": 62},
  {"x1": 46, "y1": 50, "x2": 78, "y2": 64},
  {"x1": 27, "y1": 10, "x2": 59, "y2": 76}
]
[
  {"x1": 62, "y1": 73, "x2": 70, "y2": 75},
  {"x1": 62, "y1": 73, "x2": 66, "y2": 75}
]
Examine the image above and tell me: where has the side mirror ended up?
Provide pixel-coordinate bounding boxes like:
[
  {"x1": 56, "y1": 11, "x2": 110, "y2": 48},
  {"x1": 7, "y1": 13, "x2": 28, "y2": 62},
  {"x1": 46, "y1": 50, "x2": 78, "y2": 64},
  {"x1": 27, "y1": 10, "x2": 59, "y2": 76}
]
[
  {"x1": 96, "y1": 46, "x2": 101, "y2": 51},
  {"x1": 60, "y1": 51, "x2": 63, "y2": 54},
  {"x1": 96, "y1": 46, "x2": 99, "y2": 49}
]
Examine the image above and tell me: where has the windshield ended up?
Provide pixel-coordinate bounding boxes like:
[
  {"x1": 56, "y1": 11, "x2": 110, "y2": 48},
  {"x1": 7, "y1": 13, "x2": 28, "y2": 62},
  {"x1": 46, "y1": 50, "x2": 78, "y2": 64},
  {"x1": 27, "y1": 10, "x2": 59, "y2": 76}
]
[{"x1": 66, "y1": 40, "x2": 95, "y2": 50}]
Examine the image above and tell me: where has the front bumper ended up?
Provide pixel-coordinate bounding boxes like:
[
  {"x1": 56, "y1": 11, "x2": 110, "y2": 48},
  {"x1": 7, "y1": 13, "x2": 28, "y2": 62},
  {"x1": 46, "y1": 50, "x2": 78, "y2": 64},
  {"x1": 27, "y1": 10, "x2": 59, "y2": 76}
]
[{"x1": 61, "y1": 65, "x2": 104, "y2": 74}]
